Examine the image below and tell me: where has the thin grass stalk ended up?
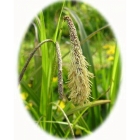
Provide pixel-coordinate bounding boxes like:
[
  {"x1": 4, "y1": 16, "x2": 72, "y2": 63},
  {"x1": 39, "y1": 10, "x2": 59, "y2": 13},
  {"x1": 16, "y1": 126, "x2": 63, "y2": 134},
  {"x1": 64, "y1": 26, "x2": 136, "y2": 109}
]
[
  {"x1": 80, "y1": 24, "x2": 110, "y2": 45},
  {"x1": 19, "y1": 39, "x2": 54, "y2": 83},
  {"x1": 51, "y1": 102, "x2": 75, "y2": 139},
  {"x1": 64, "y1": 107, "x2": 90, "y2": 137},
  {"x1": 53, "y1": 0, "x2": 65, "y2": 41},
  {"x1": 36, "y1": 121, "x2": 90, "y2": 134}
]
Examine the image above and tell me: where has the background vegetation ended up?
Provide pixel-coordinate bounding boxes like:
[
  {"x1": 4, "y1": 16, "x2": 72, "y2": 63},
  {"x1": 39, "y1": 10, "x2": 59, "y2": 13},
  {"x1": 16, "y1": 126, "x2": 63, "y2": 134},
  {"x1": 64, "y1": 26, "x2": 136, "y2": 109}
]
[{"x1": 18, "y1": 0, "x2": 121, "y2": 139}]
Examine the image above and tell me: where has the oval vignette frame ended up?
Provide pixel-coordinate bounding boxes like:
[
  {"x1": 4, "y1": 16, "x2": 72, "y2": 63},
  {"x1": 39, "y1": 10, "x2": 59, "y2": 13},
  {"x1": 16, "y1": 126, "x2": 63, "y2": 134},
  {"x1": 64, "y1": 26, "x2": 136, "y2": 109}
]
[{"x1": 14, "y1": 0, "x2": 126, "y2": 140}]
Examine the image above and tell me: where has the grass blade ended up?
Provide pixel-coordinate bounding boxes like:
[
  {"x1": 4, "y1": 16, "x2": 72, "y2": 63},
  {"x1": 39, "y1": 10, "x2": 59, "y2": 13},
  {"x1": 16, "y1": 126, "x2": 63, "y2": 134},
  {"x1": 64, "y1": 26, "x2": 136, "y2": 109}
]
[
  {"x1": 51, "y1": 102, "x2": 75, "y2": 139},
  {"x1": 38, "y1": 11, "x2": 52, "y2": 131},
  {"x1": 53, "y1": 0, "x2": 65, "y2": 42},
  {"x1": 20, "y1": 80, "x2": 39, "y2": 106},
  {"x1": 110, "y1": 44, "x2": 121, "y2": 107},
  {"x1": 66, "y1": 100, "x2": 110, "y2": 116},
  {"x1": 80, "y1": 24, "x2": 110, "y2": 45}
]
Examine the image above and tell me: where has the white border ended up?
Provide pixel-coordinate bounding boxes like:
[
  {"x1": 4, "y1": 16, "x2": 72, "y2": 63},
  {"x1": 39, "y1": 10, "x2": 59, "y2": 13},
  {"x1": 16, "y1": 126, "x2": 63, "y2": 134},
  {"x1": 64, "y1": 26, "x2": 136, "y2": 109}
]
[{"x1": 14, "y1": 0, "x2": 126, "y2": 140}]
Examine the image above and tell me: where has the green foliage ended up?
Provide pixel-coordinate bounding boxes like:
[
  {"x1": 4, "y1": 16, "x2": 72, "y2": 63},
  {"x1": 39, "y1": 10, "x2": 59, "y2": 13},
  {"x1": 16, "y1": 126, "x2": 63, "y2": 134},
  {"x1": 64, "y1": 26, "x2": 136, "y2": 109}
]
[{"x1": 18, "y1": 1, "x2": 121, "y2": 139}]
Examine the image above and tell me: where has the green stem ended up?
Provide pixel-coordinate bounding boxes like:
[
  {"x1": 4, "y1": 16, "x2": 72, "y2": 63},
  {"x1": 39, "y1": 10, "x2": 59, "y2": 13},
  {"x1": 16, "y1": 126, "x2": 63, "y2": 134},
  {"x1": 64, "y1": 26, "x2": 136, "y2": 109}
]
[{"x1": 19, "y1": 39, "x2": 54, "y2": 83}]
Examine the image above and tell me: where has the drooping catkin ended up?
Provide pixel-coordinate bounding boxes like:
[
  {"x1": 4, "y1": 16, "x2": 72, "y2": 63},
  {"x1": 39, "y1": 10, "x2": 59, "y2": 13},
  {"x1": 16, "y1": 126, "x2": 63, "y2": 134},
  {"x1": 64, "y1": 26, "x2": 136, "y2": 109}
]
[
  {"x1": 56, "y1": 42, "x2": 63, "y2": 99},
  {"x1": 64, "y1": 15, "x2": 94, "y2": 105}
]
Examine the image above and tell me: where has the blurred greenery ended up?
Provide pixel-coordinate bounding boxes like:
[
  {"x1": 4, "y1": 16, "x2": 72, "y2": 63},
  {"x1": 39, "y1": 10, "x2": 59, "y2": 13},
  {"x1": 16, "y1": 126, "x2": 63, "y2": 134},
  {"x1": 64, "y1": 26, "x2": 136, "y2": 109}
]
[{"x1": 18, "y1": 0, "x2": 121, "y2": 139}]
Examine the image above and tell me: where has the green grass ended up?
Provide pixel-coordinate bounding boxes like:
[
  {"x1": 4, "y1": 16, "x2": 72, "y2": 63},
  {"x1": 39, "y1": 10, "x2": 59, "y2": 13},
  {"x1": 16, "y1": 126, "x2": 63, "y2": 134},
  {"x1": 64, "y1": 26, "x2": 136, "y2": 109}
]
[{"x1": 18, "y1": 1, "x2": 121, "y2": 139}]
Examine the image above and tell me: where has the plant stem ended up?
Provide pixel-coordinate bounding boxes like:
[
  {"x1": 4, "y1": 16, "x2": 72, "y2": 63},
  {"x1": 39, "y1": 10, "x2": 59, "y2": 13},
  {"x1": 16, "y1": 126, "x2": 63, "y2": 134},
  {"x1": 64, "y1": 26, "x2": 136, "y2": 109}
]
[
  {"x1": 51, "y1": 102, "x2": 75, "y2": 139},
  {"x1": 19, "y1": 39, "x2": 55, "y2": 83}
]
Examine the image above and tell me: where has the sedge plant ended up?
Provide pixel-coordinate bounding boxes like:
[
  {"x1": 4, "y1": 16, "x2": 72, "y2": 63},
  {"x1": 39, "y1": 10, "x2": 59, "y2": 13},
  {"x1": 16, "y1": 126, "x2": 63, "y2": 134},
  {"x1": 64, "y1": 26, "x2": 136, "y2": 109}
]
[{"x1": 18, "y1": 1, "x2": 121, "y2": 139}]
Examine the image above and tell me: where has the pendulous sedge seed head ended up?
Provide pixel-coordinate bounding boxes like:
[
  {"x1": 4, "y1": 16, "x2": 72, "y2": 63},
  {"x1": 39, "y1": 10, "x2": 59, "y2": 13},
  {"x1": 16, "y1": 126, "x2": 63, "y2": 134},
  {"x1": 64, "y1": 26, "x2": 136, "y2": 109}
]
[{"x1": 64, "y1": 15, "x2": 94, "y2": 105}]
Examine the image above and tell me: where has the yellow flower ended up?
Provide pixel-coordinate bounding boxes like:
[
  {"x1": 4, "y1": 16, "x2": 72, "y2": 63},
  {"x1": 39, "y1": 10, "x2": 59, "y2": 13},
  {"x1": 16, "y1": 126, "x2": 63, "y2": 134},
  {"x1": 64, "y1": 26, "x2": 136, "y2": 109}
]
[
  {"x1": 26, "y1": 102, "x2": 33, "y2": 110},
  {"x1": 57, "y1": 100, "x2": 65, "y2": 111},
  {"x1": 107, "y1": 56, "x2": 114, "y2": 61},
  {"x1": 106, "y1": 45, "x2": 115, "y2": 55},
  {"x1": 75, "y1": 129, "x2": 82, "y2": 135},
  {"x1": 53, "y1": 77, "x2": 58, "y2": 83},
  {"x1": 21, "y1": 92, "x2": 28, "y2": 100},
  {"x1": 59, "y1": 101, "x2": 65, "y2": 109}
]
